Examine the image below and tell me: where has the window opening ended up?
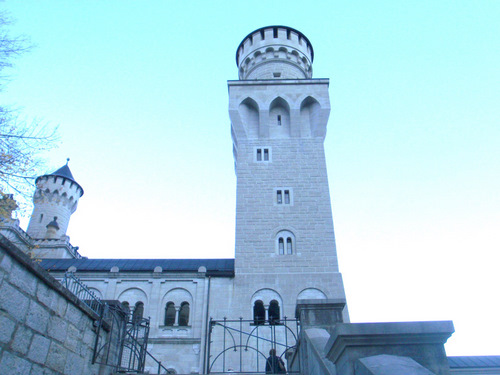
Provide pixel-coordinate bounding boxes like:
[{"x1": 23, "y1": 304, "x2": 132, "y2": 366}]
[
  {"x1": 121, "y1": 301, "x2": 130, "y2": 316},
  {"x1": 273, "y1": 28, "x2": 278, "y2": 38},
  {"x1": 132, "y1": 302, "x2": 144, "y2": 323},
  {"x1": 39, "y1": 214, "x2": 43, "y2": 223},
  {"x1": 257, "y1": 149, "x2": 262, "y2": 161},
  {"x1": 269, "y1": 300, "x2": 280, "y2": 324},
  {"x1": 286, "y1": 238, "x2": 293, "y2": 254},
  {"x1": 264, "y1": 149, "x2": 269, "y2": 161},
  {"x1": 253, "y1": 300, "x2": 265, "y2": 325},
  {"x1": 179, "y1": 302, "x2": 190, "y2": 326},
  {"x1": 287, "y1": 29, "x2": 291, "y2": 40},
  {"x1": 278, "y1": 238, "x2": 284, "y2": 255},
  {"x1": 277, "y1": 191, "x2": 282, "y2": 204},
  {"x1": 260, "y1": 30, "x2": 265, "y2": 40},
  {"x1": 277, "y1": 115, "x2": 282, "y2": 125},
  {"x1": 165, "y1": 302, "x2": 175, "y2": 326},
  {"x1": 284, "y1": 190, "x2": 290, "y2": 204}
]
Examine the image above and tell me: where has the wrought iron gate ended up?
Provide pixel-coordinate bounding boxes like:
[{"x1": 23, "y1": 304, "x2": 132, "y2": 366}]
[{"x1": 206, "y1": 317, "x2": 300, "y2": 374}]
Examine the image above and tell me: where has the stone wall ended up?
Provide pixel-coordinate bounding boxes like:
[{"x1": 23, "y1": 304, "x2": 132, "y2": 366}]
[{"x1": 0, "y1": 236, "x2": 110, "y2": 375}]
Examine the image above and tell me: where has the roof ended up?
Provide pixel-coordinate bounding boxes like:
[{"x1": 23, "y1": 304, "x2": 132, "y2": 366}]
[
  {"x1": 40, "y1": 258, "x2": 235, "y2": 277},
  {"x1": 448, "y1": 356, "x2": 500, "y2": 368},
  {"x1": 50, "y1": 164, "x2": 76, "y2": 181},
  {"x1": 36, "y1": 162, "x2": 84, "y2": 196}
]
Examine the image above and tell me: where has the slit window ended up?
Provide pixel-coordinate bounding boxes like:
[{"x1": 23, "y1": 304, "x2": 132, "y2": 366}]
[
  {"x1": 273, "y1": 28, "x2": 278, "y2": 38},
  {"x1": 277, "y1": 115, "x2": 282, "y2": 125},
  {"x1": 279, "y1": 238, "x2": 285, "y2": 254},
  {"x1": 256, "y1": 148, "x2": 271, "y2": 162},
  {"x1": 275, "y1": 189, "x2": 292, "y2": 205}
]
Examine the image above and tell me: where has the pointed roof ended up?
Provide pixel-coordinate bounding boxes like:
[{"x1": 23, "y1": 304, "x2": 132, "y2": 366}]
[
  {"x1": 50, "y1": 164, "x2": 75, "y2": 181},
  {"x1": 36, "y1": 159, "x2": 84, "y2": 196}
]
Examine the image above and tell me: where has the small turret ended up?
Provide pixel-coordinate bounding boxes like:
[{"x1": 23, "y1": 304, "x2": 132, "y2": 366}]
[
  {"x1": 27, "y1": 159, "x2": 84, "y2": 240},
  {"x1": 236, "y1": 26, "x2": 314, "y2": 80}
]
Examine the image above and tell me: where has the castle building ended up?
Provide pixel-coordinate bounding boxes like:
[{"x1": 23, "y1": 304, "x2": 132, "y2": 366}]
[{"x1": 1, "y1": 26, "x2": 498, "y2": 375}]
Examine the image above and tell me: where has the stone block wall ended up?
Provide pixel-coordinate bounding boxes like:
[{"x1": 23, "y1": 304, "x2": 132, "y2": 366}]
[{"x1": 0, "y1": 236, "x2": 110, "y2": 375}]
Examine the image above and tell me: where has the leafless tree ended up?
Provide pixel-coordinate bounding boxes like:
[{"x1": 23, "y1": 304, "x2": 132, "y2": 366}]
[{"x1": 0, "y1": 12, "x2": 57, "y2": 218}]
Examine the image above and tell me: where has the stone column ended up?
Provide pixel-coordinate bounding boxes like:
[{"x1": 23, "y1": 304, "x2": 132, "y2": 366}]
[{"x1": 174, "y1": 306, "x2": 181, "y2": 326}]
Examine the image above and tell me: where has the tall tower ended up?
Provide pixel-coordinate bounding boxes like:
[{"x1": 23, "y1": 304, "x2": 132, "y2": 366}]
[
  {"x1": 228, "y1": 26, "x2": 347, "y2": 318},
  {"x1": 27, "y1": 161, "x2": 84, "y2": 240}
]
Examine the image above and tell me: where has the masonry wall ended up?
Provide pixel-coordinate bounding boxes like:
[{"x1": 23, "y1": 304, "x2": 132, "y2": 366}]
[{"x1": 0, "y1": 236, "x2": 110, "y2": 375}]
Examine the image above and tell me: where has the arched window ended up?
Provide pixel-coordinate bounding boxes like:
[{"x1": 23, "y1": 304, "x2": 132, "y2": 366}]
[
  {"x1": 269, "y1": 300, "x2": 280, "y2": 325},
  {"x1": 278, "y1": 238, "x2": 284, "y2": 254},
  {"x1": 286, "y1": 237, "x2": 292, "y2": 254},
  {"x1": 179, "y1": 302, "x2": 190, "y2": 326},
  {"x1": 164, "y1": 302, "x2": 175, "y2": 326},
  {"x1": 253, "y1": 300, "x2": 265, "y2": 325},
  {"x1": 132, "y1": 301, "x2": 144, "y2": 323},
  {"x1": 121, "y1": 301, "x2": 130, "y2": 317},
  {"x1": 276, "y1": 230, "x2": 295, "y2": 255}
]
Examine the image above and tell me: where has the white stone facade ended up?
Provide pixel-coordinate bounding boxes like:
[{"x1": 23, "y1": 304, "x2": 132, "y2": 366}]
[{"x1": 1, "y1": 26, "x2": 349, "y2": 374}]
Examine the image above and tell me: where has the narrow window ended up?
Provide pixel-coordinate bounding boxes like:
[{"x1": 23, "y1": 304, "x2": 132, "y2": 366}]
[
  {"x1": 253, "y1": 300, "x2": 265, "y2": 325},
  {"x1": 273, "y1": 27, "x2": 278, "y2": 38},
  {"x1": 277, "y1": 190, "x2": 282, "y2": 204},
  {"x1": 121, "y1": 301, "x2": 130, "y2": 317},
  {"x1": 257, "y1": 149, "x2": 262, "y2": 161},
  {"x1": 279, "y1": 238, "x2": 284, "y2": 255},
  {"x1": 249, "y1": 35, "x2": 253, "y2": 45},
  {"x1": 269, "y1": 300, "x2": 280, "y2": 324},
  {"x1": 284, "y1": 190, "x2": 290, "y2": 204},
  {"x1": 264, "y1": 149, "x2": 269, "y2": 161},
  {"x1": 260, "y1": 29, "x2": 265, "y2": 40},
  {"x1": 179, "y1": 302, "x2": 190, "y2": 326},
  {"x1": 165, "y1": 302, "x2": 175, "y2": 326},
  {"x1": 277, "y1": 115, "x2": 281, "y2": 125},
  {"x1": 39, "y1": 214, "x2": 44, "y2": 223},
  {"x1": 132, "y1": 302, "x2": 144, "y2": 324},
  {"x1": 286, "y1": 238, "x2": 293, "y2": 254},
  {"x1": 287, "y1": 29, "x2": 291, "y2": 40}
]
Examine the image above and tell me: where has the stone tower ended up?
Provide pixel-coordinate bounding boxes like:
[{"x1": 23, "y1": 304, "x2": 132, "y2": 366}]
[
  {"x1": 27, "y1": 161, "x2": 84, "y2": 240},
  {"x1": 227, "y1": 26, "x2": 348, "y2": 319}
]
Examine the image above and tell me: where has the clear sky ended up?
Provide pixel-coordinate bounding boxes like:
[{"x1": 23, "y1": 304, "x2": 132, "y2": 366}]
[{"x1": 2, "y1": 0, "x2": 499, "y2": 356}]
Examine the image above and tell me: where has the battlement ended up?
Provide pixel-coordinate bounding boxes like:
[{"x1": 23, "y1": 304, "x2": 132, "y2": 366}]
[{"x1": 236, "y1": 26, "x2": 314, "y2": 80}]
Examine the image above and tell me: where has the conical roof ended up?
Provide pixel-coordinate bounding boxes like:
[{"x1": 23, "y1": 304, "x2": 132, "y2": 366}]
[
  {"x1": 36, "y1": 160, "x2": 84, "y2": 196},
  {"x1": 50, "y1": 164, "x2": 75, "y2": 181}
]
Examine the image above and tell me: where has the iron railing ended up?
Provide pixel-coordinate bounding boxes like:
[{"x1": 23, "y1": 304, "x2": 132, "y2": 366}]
[
  {"x1": 206, "y1": 317, "x2": 300, "y2": 374},
  {"x1": 61, "y1": 271, "x2": 103, "y2": 315}
]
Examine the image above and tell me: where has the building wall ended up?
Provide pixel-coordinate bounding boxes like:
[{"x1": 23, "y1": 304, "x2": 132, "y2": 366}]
[{"x1": 0, "y1": 237, "x2": 110, "y2": 375}]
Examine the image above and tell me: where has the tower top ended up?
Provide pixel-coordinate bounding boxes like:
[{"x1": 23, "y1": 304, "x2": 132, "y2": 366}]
[
  {"x1": 236, "y1": 26, "x2": 314, "y2": 80},
  {"x1": 36, "y1": 162, "x2": 84, "y2": 196}
]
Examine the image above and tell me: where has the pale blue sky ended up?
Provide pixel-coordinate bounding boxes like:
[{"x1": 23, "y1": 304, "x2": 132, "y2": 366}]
[{"x1": 2, "y1": 0, "x2": 499, "y2": 356}]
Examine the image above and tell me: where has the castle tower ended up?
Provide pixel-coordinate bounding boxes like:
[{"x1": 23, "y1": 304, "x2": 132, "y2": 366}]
[
  {"x1": 228, "y1": 26, "x2": 348, "y2": 318},
  {"x1": 27, "y1": 161, "x2": 84, "y2": 240}
]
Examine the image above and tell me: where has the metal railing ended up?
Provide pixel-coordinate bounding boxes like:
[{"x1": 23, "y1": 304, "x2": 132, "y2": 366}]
[
  {"x1": 206, "y1": 317, "x2": 300, "y2": 374},
  {"x1": 61, "y1": 271, "x2": 103, "y2": 315}
]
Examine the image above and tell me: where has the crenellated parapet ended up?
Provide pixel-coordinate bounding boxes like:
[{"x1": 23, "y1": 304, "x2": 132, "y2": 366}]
[{"x1": 236, "y1": 26, "x2": 314, "y2": 80}]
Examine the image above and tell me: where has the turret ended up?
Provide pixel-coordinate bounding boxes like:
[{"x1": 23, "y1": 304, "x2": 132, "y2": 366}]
[
  {"x1": 236, "y1": 26, "x2": 314, "y2": 80},
  {"x1": 27, "y1": 160, "x2": 84, "y2": 240}
]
